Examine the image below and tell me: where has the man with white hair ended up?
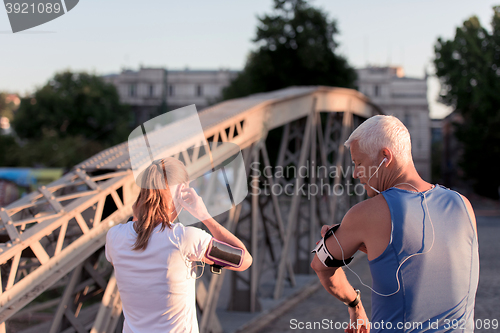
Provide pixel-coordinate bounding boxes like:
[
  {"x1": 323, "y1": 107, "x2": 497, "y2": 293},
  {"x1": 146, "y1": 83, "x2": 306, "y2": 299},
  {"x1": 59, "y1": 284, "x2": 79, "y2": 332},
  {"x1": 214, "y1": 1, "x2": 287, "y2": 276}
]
[{"x1": 311, "y1": 115, "x2": 479, "y2": 333}]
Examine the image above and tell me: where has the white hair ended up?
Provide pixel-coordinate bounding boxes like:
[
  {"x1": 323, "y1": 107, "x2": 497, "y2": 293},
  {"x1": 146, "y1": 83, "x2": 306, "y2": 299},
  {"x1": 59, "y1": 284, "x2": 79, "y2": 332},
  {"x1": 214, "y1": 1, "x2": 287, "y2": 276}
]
[{"x1": 344, "y1": 115, "x2": 412, "y2": 165}]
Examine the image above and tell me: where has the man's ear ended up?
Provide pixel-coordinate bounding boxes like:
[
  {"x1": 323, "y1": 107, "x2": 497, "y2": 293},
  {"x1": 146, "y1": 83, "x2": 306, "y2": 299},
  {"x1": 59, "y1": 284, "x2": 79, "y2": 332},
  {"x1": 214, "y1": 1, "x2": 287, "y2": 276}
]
[{"x1": 381, "y1": 148, "x2": 393, "y2": 166}]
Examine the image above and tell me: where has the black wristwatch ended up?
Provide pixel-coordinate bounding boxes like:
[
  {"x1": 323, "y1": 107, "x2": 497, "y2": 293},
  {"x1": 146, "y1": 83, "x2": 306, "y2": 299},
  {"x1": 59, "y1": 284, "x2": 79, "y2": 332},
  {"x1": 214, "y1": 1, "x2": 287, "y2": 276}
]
[{"x1": 345, "y1": 289, "x2": 361, "y2": 308}]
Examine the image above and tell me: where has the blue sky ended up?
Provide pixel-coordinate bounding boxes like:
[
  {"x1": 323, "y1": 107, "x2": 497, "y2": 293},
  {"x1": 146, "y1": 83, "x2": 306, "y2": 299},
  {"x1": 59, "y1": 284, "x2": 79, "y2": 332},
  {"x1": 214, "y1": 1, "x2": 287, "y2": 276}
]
[{"x1": 1, "y1": 0, "x2": 498, "y2": 118}]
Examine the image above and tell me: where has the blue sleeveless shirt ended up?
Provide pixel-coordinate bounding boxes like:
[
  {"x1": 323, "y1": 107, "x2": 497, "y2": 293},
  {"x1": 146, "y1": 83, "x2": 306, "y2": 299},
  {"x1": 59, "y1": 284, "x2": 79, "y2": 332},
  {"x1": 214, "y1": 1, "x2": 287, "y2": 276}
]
[{"x1": 368, "y1": 185, "x2": 479, "y2": 332}]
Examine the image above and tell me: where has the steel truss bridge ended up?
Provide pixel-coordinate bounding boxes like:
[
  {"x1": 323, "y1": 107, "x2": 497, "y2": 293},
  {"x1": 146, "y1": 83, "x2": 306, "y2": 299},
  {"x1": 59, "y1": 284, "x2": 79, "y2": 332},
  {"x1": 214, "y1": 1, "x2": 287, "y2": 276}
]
[{"x1": 0, "y1": 86, "x2": 381, "y2": 333}]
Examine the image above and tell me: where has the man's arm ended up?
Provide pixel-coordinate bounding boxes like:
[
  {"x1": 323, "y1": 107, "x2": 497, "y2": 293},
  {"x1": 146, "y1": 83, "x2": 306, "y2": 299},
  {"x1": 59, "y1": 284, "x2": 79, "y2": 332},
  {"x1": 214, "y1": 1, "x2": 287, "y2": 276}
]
[
  {"x1": 311, "y1": 256, "x2": 369, "y2": 333},
  {"x1": 460, "y1": 194, "x2": 478, "y2": 238},
  {"x1": 310, "y1": 204, "x2": 370, "y2": 332},
  {"x1": 310, "y1": 204, "x2": 365, "y2": 293},
  {"x1": 311, "y1": 256, "x2": 358, "y2": 303}
]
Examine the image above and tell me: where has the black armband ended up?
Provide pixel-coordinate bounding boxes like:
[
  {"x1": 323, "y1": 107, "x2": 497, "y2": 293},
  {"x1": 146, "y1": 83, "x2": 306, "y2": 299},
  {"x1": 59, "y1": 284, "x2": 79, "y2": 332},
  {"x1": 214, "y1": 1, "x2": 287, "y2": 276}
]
[{"x1": 311, "y1": 224, "x2": 354, "y2": 267}]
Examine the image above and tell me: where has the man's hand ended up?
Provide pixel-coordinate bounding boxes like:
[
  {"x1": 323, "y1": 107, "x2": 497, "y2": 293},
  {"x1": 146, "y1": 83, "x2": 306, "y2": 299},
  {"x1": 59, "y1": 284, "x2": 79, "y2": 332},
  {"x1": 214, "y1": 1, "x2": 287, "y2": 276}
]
[
  {"x1": 321, "y1": 224, "x2": 330, "y2": 237},
  {"x1": 320, "y1": 224, "x2": 335, "y2": 238},
  {"x1": 314, "y1": 224, "x2": 335, "y2": 246},
  {"x1": 346, "y1": 301, "x2": 370, "y2": 333}
]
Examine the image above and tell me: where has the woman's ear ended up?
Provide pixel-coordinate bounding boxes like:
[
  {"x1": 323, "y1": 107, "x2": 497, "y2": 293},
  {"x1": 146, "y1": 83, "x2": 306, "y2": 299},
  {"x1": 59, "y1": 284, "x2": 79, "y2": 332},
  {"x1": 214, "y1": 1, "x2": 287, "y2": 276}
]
[
  {"x1": 176, "y1": 183, "x2": 185, "y2": 197},
  {"x1": 178, "y1": 183, "x2": 187, "y2": 200}
]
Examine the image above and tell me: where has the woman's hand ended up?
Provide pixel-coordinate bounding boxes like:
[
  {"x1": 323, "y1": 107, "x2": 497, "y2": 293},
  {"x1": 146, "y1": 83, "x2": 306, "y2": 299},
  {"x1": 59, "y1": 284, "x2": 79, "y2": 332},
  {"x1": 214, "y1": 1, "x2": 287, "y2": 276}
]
[{"x1": 177, "y1": 186, "x2": 211, "y2": 221}]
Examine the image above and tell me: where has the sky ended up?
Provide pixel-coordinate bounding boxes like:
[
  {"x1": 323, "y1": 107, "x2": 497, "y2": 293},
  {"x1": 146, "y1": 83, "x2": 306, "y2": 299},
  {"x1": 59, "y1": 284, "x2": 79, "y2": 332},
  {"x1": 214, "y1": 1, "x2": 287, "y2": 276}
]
[{"x1": 1, "y1": 0, "x2": 498, "y2": 119}]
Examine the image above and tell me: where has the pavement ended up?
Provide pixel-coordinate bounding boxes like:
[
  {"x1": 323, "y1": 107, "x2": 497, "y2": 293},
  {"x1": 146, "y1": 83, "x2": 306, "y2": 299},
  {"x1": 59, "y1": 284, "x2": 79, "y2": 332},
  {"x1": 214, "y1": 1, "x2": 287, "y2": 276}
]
[{"x1": 240, "y1": 255, "x2": 373, "y2": 333}]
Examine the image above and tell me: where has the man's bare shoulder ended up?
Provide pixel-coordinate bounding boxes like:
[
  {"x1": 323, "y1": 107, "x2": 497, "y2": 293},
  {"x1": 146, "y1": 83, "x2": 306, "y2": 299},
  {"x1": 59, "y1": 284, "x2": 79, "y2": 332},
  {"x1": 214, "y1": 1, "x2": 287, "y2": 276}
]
[
  {"x1": 458, "y1": 193, "x2": 477, "y2": 229},
  {"x1": 344, "y1": 194, "x2": 390, "y2": 228},
  {"x1": 459, "y1": 194, "x2": 474, "y2": 212},
  {"x1": 342, "y1": 194, "x2": 392, "y2": 259}
]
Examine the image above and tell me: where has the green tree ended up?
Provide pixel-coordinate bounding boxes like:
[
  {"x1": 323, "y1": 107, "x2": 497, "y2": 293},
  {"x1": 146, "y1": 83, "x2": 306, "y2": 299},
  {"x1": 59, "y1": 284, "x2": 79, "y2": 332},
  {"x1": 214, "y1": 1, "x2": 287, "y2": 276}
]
[
  {"x1": 9, "y1": 71, "x2": 132, "y2": 168},
  {"x1": 14, "y1": 71, "x2": 130, "y2": 145},
  {"x1": 222, "y1": 0, "x2": 356, "y2": 100},
  {"x1": 434, "y1": 7, "x2": 500, "y2": 199}
]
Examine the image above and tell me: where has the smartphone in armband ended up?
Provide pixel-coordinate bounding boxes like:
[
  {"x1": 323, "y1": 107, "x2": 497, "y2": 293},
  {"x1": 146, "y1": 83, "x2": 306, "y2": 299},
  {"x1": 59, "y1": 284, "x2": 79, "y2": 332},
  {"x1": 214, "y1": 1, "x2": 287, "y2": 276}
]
[{"x1": 205, "y1": 239, "x2": 244, "y2": 274}]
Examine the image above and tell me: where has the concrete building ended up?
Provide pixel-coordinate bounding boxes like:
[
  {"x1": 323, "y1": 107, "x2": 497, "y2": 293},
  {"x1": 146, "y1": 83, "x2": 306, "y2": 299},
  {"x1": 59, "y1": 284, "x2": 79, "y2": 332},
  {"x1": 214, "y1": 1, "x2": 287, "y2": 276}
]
[
  {"x1": 103, "y1": 67, "x2": 238, "y2": 125},
  {"x1": 356, "y1": 66, "x2": 431, "y2": 181}
]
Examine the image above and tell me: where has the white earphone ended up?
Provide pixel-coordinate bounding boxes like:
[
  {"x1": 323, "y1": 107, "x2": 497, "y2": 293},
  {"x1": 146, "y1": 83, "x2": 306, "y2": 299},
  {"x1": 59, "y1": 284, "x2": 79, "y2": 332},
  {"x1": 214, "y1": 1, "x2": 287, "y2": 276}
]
[{"x1": 367, "y1": 157, "x2": 387, "y2": 194}]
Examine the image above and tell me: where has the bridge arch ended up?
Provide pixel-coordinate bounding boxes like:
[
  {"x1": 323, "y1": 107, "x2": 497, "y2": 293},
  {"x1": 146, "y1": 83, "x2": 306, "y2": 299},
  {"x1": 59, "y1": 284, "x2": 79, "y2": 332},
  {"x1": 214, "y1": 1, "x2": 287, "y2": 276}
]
[{"x1": 0, "y1": 86, "x2": 381, "y2": 332}]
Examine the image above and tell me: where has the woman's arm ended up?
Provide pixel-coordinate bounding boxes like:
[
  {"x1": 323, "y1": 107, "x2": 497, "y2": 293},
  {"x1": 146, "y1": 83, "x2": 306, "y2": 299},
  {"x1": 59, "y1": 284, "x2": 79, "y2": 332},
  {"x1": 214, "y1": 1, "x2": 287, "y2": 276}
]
[
  {"x1": 178, "y1": 186, "x2": 252, "y2": 271},
  {"x1": 200, "y1": 216, "x2": 252, "y2": 271}
]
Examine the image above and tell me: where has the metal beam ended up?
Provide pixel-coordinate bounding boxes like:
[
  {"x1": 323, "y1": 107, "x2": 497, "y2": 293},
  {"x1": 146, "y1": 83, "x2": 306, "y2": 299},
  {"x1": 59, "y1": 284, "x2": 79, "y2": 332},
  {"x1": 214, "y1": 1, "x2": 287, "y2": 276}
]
[
  {"x1": 274, "y1": 98, "x2": 316, "y2": 299},
  {"x1": 330, "y1": 111, "x2": 353, "y2": 225}
]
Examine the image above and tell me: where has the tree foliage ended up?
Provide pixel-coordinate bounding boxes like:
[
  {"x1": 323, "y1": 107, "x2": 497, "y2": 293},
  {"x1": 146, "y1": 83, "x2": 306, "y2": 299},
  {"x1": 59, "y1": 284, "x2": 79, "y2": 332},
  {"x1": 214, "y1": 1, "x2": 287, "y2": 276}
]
[
  {"x1": 5, "y1": 71, "x2": 132, "y2": 168},
  {"x1": 14, "y1": 71, "x2": 130, "y2": 145},
  {"x1": 222, "y1": 0, "x2": 356, "y2": 100},
  {"x1": 434, "y1": 7, "x2": 500, "y2": 199}
]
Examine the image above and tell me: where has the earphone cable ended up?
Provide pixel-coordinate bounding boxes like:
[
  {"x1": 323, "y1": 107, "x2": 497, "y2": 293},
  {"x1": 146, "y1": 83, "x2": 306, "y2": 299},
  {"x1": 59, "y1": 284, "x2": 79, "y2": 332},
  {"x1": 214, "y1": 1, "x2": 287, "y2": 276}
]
[{"x1": 331, "y1": 183, "x2": 435, "y2": 297}]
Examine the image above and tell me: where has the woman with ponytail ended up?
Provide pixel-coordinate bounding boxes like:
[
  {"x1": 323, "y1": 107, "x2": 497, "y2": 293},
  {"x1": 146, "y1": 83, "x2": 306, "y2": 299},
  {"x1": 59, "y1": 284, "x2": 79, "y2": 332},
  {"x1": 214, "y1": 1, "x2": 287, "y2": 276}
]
[{"x1": 105, "y1": 158, "x2": 252, "y2": 333}]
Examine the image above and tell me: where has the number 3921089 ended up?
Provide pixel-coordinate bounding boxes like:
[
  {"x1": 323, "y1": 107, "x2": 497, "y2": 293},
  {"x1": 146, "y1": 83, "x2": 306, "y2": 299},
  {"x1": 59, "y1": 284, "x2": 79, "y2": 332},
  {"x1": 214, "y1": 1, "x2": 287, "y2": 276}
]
[
  {"x1": 443, "y1": 319, "x2": 499, "y2": 330},
  {"x1": 5, "y1": 2, "x2": 62, "y2": 14}
]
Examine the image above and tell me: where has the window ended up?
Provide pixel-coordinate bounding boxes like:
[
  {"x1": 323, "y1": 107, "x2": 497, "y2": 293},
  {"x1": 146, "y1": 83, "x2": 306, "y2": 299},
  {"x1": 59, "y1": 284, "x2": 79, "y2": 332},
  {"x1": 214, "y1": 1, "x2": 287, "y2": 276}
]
[
  {"x1": 129, "y1": 84, "x2": 136, "y2": 97},
  {"x1": 196, "y1": 85, "x2": 203, "y2": 97},
  {"x1": 149, "y1": 84, "x2": 154, "y2": 97},
  {"x1": 169, "y1": 85, "x2": 175, "y2": 96},
  {"x1": 374, "y1": 85, "x2": 380, "y2": 97}
]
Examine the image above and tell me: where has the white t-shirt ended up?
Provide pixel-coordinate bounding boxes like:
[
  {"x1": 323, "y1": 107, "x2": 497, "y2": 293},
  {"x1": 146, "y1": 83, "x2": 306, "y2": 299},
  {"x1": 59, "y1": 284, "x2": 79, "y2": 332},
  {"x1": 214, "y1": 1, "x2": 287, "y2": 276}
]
[{"x1": 105, "y1": 221, "x2": 212, "y2": 333}]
